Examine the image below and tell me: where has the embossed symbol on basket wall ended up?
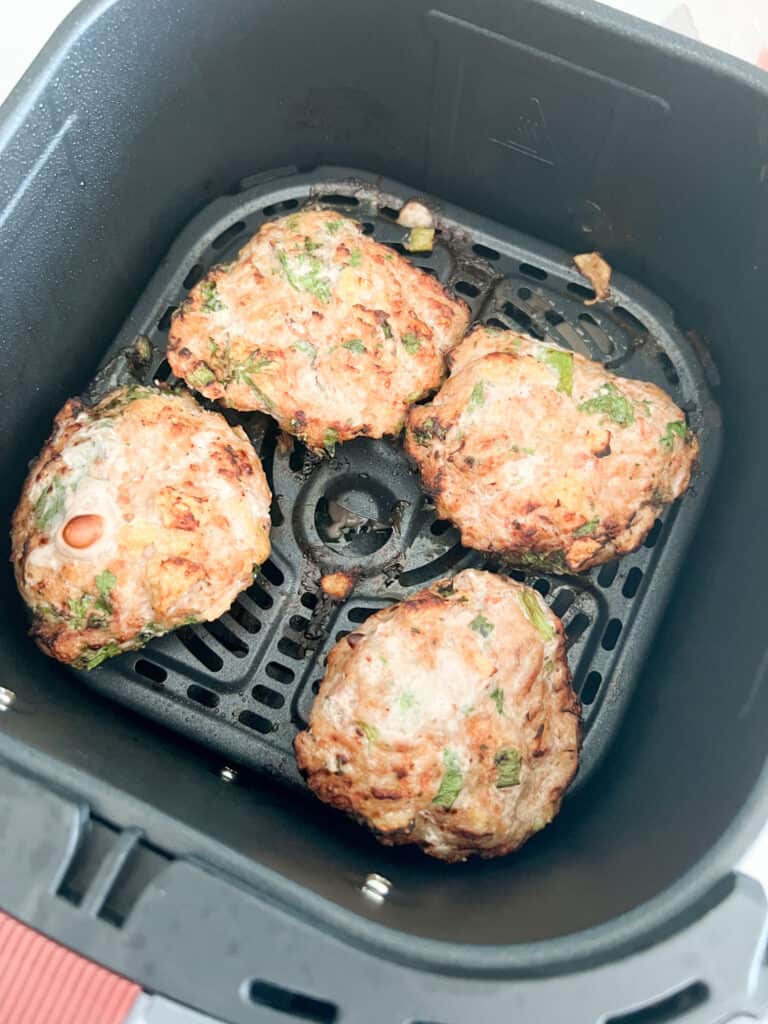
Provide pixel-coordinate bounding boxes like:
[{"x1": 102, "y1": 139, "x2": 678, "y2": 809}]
[{"x1": 490, "y1": 97, "x2": 558, "y2": 166}]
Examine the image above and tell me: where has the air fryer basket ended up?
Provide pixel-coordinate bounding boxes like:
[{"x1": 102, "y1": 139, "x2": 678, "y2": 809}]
[
  {"x1": 4, "y1": 0, "x2": 768, "y2": 1021},
  {"x1": 77, "y1": 167, "x2": 719, "y2": 797}
]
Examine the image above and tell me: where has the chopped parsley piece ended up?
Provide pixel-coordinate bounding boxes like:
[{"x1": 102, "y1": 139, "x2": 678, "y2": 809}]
[
  {"x1": 539, "y1": 347, "x2": 574, "y2": 396},
  {"x1": 199, "y1": 280, "x2": 224, "y2": 312},
  {"x1": 77, "y1": 642, "x2": 123, "y2": 671},
  {"x1": 68, "y1": 595, "x2": 93, "y2": 630},
  {"x1": 461, "y1": 704, "x2": 475, "y2": 716},
  {"x1": 231, "y1": 354, "x2": 274, "y2": 408},
  {"x1": 470, "y1": 614, "x2": 495, "y2": 638},
  {"x1": 574, "y1": 516, "x2": 599, "y2": 538},
  {"x1": 401, "y1": 332, "x2": 421, "y2": 355},
  {"x1": 323, "y1": 427, "x2": 339, "y2": 456},
  {"x1": 292, "y1": 339, "x2": 317, "y2": 360},
  {"x1": 516, "y1": 549, "x2": 568, "y2": 574},
  {"x1": 304, "y1": 237, "x2": 322, "y2": 253},
  {"x1": 325, "y1": 220, "x2": 344, "y2": 234},
  {"x1": 660, "y1": 420, "x2": 688, "y2": 451},
  {"x1": 286, "y1": 214, "x2": 300, "y2": 229},
  {"x1": 348, "y1": 248, "x2": 362, "y2": 267},
  {"x1": 94, "y1": 570, "x2": 117, "y2": 616},
  {"x1": 276, "y1": 249, "x2": 332, "y2": 303},
  {"x1": 382, "y1": 321, "x2": 393, "y2": 339},
  {"x1": 412, "y1": 418, "x2": 437, "y2": 446},
  {"x1": 357, "y1": 721, "x2": 379, "y2": 744},
  {"x1": 432, "y1": 749, "x2": 463, "y2": 808},
  {"x1": 187, "y1": 364, "x2": 216, "y2": 390},
  {"x1": 398, "y1": 692, "x2": 418, "y2": 712},
  {"x1": 208, "y1": 338, "x2": 219, "y2": 356},
  {"x1": 34, "y1": 477, "x2": 66, "y2": 531},
  {"x1": 489, "y1": 687, "x2": 504, "y2": 715},
  {"x1": 468, "y1": 380, "x2": 486, "y2": 411},
  {"x1": 342, "y1": 338, "x2": 366, "y2": 353},
  {"x1": 578, "y1": 382, "x2": 635, "y2": 427},
  {"x1": 511, "y1": 444, "x2": 535, "y2": 456},
  {"x1": 404, "y1": 227, "x2": 435, "y2": 252},
  {"x1": 518, "y1": 591, "x2": 555, "y2": 642},
  {"x1": 436, "y1": 581, "x2": 455, "y2": 597},
  {"x1": 495, "y1": 747, "x2": 522, "y2": 788}
]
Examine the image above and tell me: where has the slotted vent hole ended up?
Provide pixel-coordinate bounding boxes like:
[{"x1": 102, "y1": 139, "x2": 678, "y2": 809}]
[
  {"x1": 581, "y1": 671, "x2": 602, "y2": 706},
  {"x1": 533, "y1": 578, "x2": 550, "y2": 597},
  {"x1": 203, "y1": 619, "x2": 248, "y2": 657},
  {"x1": 249, "y1": 584, "x2": 274, "y2": 610},
  {"x1": 348, "y1": 606, "x2": 377, "y2": 623},
  {"x1": 248, "y1": 980, "x2": 338, "y2": 1024},
  {"x1": 265, "y1": 662, "x2": 295, "y2": 685},
  {"x1": 550, "y1": 588, "x2": 575, "y2": 618},
  {"x1": 229, "y1": 600, "x2": 261, "y2": 634},
  {"x1": 604, "y1": 981, "x2": 708, "y2": 1024},
  {"x1": 301, "y1": 592, "x2": 319, "y2": 610},
  {"x1": 644, "y1": 519, "x2": 663, "y2": 549},
  {"x1": 239, "y1": 711, "x2": 275, "y2": 734},
  {"x1": 187, "y1": 684, "x2": 219, "y2": 708},
  {"x1": 212, "y1": 220, "x2": 246, "y2": 250},
  {"x1": 153, "y1": 359, "x2": 173, "y2": 382},
  {"x1": 597, "y1": 561, "x2": 619, "y2": 589},
  {"x1": 519, "y1": 262, "x2": 548, "y2": 281},
  {"x1": 290, "y1": 614, "x2": 310, "y2": 631},
  {"x1": 182, "y1": 264, "x2": 205, "y2": 289},
  {"x1": 134, "y1": 659, "x2": 166, "y2": 685},
  {"x1": 157, "y1": 306, "x2": 177, "y2": 332},
  {"x1": 321, "y1": 193, "x2": 360, "y2": 207},
  {"x1": 177, "y1": 629, "x2": 224, "y2": 672},
  {"x1": 473, "y1": 242, "x2": 500, "y2": 260},
  {"x1": 602, "y1": 618, "x2": 623, "y2": 652},
  {"x1": 622, "y1": 567, "x2": 644, "y2": 599},
  {"x1": 455, "y1": 280, "x2": 480, "y2": 298},
  {"x1": 261, "y1": 559, "x2": 285, "y2": 586},
  {"x1": 253, "y1": 685, "x2": 285, "y2": 710},
  {"x1": 565, "y1": 612, "x2": 590, "y2": 645},
  {"x1": 278, "y1": 637, "x2": 304, "y2": 660},
  {"x1": 567, "y1": 281, "x2": 596, "y2": 301}
]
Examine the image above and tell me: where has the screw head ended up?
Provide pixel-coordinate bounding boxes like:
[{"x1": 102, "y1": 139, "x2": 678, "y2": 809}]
[
  {"x1": 361, "y1": 873, "x2": 391, "y2": 904},
  {"x1": 219, "y1": 766, "x2": 238, "y2": 783},
  {"x1": 0, "y1": 688, "x2": 16, "y2": 712}
]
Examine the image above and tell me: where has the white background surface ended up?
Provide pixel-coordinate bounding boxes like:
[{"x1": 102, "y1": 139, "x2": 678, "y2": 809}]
[{"x1": 2, "y1": 0, "x2": 768, "y2": 888}]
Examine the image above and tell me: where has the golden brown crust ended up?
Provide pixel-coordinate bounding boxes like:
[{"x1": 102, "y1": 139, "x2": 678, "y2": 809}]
[
  {"x1": 11, "y1": 386, "x2": 272, "y2": 669},
  {"x1": 405, "y1": 327, "x2": 699, "y2": 572},
  {"x1": 295, "y1": 569, "x2": 580, "y2": 861},
  {"x1": 167, "y1": 210, "x2": 470, "y2": 451}
]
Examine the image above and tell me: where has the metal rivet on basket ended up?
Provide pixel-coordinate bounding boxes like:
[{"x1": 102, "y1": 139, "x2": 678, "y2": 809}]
[
  {"x1": 0, "y1": 688, "x2": 15, "y2": 712},
  {"x1": 219, "y1": 765, "x2": 238, "y2": 783},
  {"x1": 361, "y1": 873, "x2": 391, "y2": 903}
]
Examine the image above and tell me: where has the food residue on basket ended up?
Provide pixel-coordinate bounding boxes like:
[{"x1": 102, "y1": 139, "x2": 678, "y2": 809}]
[
  {"x1": 573, "y1": 251, "x2": 612, "y2": 304},
  {"x1": 321, "y1": 571, "x2": 356, "y2": 600}
]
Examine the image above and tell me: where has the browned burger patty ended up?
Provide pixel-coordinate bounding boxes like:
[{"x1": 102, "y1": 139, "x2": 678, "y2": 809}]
[
  {"x1": 405, "y1": 327, "x2": 699, "y2": 572},
  {"x1": 294, "y1": 569, "x2": 580, "y2": 861},
  {"x1": 167, "y1": 210, "x2": 469, "y2": 452},
  {"x1": 11, "y1": 386, "x2": 272, "y2": 669}
]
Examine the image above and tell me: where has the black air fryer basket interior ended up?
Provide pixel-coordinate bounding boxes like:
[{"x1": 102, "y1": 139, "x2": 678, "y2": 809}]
[{"x1": 2, "y1": 1, "x2": 768, "y2": 1022}]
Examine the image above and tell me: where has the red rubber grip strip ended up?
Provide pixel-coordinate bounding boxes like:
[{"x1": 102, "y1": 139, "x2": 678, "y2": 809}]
[{"x1": 0, "y1": 910, "x2": 140, "y2": 1024}]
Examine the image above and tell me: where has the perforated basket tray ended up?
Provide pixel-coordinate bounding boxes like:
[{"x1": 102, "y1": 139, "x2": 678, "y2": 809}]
[{"x1": 73, "y1": 167, "x2": 719, "y2": 796}]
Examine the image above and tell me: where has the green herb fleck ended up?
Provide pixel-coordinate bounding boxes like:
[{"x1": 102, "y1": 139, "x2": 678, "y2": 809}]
[
  {"x1": 323, "y1": 428, "x2": 339, "y2": 456},
  {"x1": 382, "y1": 321, "x2": 393, "y2": 339},
  {"x1": 574, "y1": 516, "x2": 599, "y2": 538},
  {"x1": 468, "y1": 380, "x2": 486, "y2": 411},
  {"x1": 94, "y1": 570, "x2": 117, "y2": 616},
  {"x1": 231, "y1": 353, "x2": 274, "y2": 409},
  {"x1": 77, "y1": 641, "x2": 124, "y2": 671},
  {"x1": 518, "y1": 591, "x2": 555, "y2": 642},
  {"x1": 516, "y1": 549, "x2": 568, "y2": 574},
  {"x1": 34, "y1": 477, "x2": 66, "y2": 531},
  {"x1": 187, "y1": 364, "x2": 216, "y2": 390},
  {"x1": 199, "y1": 280, "x2": 224, "y2": 312},
  {"x1": 404, "y1": 227, "x2": 435, "y2": 252},
  {"x1": 660, "y1": 420, "x2": 688, "y2": 451},
  {"x1": 511, "y1": 444, "x2": 535, "y2": 456},
  {"x1": 461, "y1": 704, "x2": 475, "y2": 716},
  {"x1": 304, "y1": 237, "x2": 323, "y2": 254},
  {"x1": 276, "y1": 249, "x2": 332, "y2": 303},
  {"x1": 432, "y1": 749, "x2": 463, "y2": 808},
  {"x1": 357, "y1": 721, "x2": 379, "y2": 744},
  {"x1": 325, "y1": 220, "x2": 344, "y2": 234},
  {"x1": 342, "y1": 338, "x2": 366, "y2": 353},
  {"x1": 489, "y1": 687, "x2": 504, "y2": 715},
  {"x1": 495, "y1": 747, "x2": 522, "y2": 788},
  {"x1": 139, "y1": 622, "x2": 164, "y2": 643},
  {"x1": 578, "y1": 382, "x2": 635, "y2": 427},
  {"x1": 436, "y1": 581, "x2": 455, "y2": 597},
  {"x1": 539, "y1": 347, "x2": 574, "y2": 396},
  {"x1": 348, "y1": 249, "x2": 362, "y2": 267},
  {"x1": 401, "y1": 332, "x2": 421, "y2": 355},
  {"x1": 412, "y1": 418, "x2": 436, "y2": 446},
  {"x1": 470, "y1": 614, "x2": 494, "y2": 638},
  {"x1": 68, "y1": 595, "x2": 93, "y2": 630},
  {"x1": 292, "y1": 339, "x2": 317, "y2": 360},
  {"x1": 398, "y1": 692, "x2": 418, "y2": 712},
  {"x1": 286, "y1": 214, "x2": 301, "y2": 230}
]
